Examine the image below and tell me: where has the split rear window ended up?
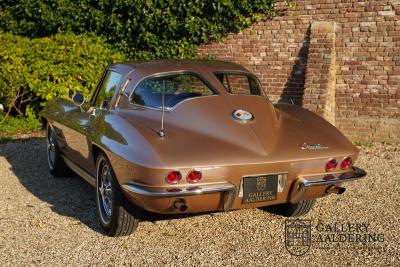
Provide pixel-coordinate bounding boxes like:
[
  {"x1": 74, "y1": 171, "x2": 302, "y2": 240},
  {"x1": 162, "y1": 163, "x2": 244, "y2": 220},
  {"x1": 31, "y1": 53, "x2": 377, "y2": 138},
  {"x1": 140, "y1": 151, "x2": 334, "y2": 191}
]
[{"x1": 130, "y1": 73, "x2": 216, "y2": 109}]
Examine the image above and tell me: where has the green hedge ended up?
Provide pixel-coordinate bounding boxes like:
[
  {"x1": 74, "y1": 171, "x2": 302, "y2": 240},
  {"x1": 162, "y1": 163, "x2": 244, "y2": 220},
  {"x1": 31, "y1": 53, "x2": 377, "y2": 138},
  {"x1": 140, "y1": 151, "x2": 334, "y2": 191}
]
[
  {"x1": 0, "y1": 0, "x2": 276, "y2": 59},
  {"x1": 0, "y1": 33, "x2": 125, "y2": 120},
  {"x1": 0, "y1": 0, "x2": 281, "y2": 132},
  {"x1": 0, "y1": 113, "x2": 42, "y2": 139}
]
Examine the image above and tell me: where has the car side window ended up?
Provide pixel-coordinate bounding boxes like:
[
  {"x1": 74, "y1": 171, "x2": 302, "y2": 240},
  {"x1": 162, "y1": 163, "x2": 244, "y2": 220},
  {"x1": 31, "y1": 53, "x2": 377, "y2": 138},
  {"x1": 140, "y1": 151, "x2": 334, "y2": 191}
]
[
  {"x1": 93, "y1": 70, "x2": 122, "y2": 108},
  {"x1": 215, "y1": 73, "x2": 261, "y2": 96},
  {"x1": 131, "y1": 73, "x2": 216, "y2": 109}
]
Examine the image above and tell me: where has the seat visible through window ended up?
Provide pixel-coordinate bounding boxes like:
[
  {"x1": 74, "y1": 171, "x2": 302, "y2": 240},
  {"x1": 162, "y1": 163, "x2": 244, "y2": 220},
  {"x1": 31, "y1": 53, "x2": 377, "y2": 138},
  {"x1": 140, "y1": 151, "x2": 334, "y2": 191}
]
[{"x1": 131, "y1": 73, "x2": 216, "y2": 109}]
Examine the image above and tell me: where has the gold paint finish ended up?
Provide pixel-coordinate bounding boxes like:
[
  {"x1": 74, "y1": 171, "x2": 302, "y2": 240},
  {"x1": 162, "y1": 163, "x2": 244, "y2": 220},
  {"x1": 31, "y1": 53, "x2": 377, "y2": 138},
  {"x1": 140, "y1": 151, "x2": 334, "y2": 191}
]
[{"x1": 40, "y1": 60, "x2": 366, "y2": 214}]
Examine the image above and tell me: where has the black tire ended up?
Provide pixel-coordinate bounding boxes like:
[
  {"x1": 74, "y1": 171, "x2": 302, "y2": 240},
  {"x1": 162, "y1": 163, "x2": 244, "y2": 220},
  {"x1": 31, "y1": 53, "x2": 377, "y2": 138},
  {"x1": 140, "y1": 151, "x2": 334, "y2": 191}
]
[
  {"x1": 96, "y1": 153, "x2": 139, "y2": 236},
  {"x1": 260, "y1": 199, "x2": 316, "y2": 217},
  {"x1": 46, "y1": 125, "x2": 70, "y2": 177}
]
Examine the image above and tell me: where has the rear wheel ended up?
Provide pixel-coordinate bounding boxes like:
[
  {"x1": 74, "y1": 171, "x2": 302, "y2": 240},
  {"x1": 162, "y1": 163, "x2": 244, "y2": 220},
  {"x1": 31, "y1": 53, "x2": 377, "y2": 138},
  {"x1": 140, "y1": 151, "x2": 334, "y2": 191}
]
[
  {"x1": 96, "y1": 153, "x2": 139, "y2": 236},
  {"x1": 46, "y1": 125, "x2": 70, "y2": 177},
  {"x1": 260, "y1": 199, "x2": 316, "y2": 217}
]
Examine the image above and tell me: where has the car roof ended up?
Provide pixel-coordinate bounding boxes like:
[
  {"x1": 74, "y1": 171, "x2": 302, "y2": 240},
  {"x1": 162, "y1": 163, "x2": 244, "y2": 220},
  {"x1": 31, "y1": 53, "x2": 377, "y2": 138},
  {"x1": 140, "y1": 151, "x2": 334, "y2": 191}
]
[{"x1": 109, "y1": 59, "x2": 249, "y2": 75}]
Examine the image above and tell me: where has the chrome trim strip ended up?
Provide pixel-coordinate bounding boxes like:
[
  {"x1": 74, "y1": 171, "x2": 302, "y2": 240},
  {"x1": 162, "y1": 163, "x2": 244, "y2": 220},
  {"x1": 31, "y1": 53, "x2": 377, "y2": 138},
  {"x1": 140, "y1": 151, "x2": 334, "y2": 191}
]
[
  {"x1": 122, "y1": 182, "x2": 235, "y2": 197},
  {"x1": 61, "y1": 155, "x2": 96, "y2": 187},
  {"x1": 291, "y1": 183, "x2": 306, "y2": 204},
  {"x1": 302, "y1": 167, "x2": 367, "y2": 187},
  {"x1": 223, "y1": 187, "x2": 237, "y2": 212},
  {"x1": 123, "y1": 182, "x2": 237, "y2": 211},
  {"x1": 290, "y1": 167, "x2": 367, "y2": 204},
  {"x1": 303, "y1": 176, "x2": 361, "y2": 187}
]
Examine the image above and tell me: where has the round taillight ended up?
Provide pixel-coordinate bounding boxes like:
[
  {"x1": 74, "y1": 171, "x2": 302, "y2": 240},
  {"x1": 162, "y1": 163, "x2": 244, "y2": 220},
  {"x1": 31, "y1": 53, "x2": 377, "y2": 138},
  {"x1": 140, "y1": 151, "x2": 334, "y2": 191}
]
[
  {"x1": 165, "y1": 171, "x2": 182, "y2": 184},
  {"x1": 341, "y1": 157, "x2": 352, "y2": 170},
  {"x1": 325, "y1": 159, "x2": 337, "y2": 172},
  {"x1": 187, "y1": 170, "x2": 202, "y2": 183}
]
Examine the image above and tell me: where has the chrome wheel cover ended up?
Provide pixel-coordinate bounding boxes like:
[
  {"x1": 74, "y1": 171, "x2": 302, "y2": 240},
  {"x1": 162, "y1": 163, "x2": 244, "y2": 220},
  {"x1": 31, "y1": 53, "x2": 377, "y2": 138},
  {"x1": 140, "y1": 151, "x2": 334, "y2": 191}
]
[
  {"x1": 47, "y1": 129, "x2": 56, "y2": 170},
  {"x1": 97, "y1": 159, "x2": 113, "y2": 224}
]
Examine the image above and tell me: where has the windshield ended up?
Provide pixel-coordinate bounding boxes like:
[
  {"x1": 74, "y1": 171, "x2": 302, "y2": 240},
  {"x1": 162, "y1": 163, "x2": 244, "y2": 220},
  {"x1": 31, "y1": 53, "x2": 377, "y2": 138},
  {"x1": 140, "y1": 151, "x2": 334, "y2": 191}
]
[
  {"x1": 214, "y1": 72, "x2": 261, "y2": 96},
  {"x1": 130, "y1": 73, "x2": 216, "y2": 109}
]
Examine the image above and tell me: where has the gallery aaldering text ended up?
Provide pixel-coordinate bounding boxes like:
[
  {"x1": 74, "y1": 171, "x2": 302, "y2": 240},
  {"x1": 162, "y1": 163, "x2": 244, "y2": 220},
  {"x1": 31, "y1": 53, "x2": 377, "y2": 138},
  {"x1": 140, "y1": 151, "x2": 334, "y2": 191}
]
[{"x1": 315, "y1": 222, "x2": 384, "y2": 243}]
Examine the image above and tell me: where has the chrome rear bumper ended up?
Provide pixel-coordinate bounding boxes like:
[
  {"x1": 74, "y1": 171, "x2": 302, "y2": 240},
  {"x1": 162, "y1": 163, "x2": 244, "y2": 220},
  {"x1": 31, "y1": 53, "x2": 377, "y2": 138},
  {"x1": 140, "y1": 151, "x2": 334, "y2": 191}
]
[
  {"x1": 122, "y1": 167, "x2": 366, "y2": 211},
  {"x1": 122, "y1": 182, "x2": 237, "y2": 211},
  {"x1": 290, "y1": 167, "x2": 367, "y2": 203}
]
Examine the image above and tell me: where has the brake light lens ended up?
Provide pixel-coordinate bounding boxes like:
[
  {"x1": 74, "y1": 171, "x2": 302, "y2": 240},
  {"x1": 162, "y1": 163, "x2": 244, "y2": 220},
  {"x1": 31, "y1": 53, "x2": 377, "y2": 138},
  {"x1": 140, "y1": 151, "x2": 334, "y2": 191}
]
[
  {"x1": 187, "y1": 170, "x2": 202, "y2": 183},
  {"x1": 325, "y1": 159, "x2": 337, "y2": 172},
  {"x1": 341, "y1": 157, "x2": 352, "y2": 170},
  {"x1": 165, "y1": 171, "x2": 182, "y2": 184}
]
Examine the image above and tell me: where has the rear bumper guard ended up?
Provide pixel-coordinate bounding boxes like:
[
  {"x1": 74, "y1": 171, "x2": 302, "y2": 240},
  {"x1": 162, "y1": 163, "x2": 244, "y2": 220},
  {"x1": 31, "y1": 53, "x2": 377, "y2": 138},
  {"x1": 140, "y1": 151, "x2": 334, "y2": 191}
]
[{"x1": 290, "y1": 167, "x2": 367, "y2": 203}]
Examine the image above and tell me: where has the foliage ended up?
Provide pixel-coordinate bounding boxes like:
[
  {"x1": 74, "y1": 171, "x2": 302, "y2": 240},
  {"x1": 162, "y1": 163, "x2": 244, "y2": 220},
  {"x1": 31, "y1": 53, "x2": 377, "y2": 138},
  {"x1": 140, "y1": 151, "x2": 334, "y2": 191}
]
[
  {"x1": 0, "y1": 33, "x2": 125, "y2": 120},
  {"x1": 353, "y1": 140, "x2": 374, "y2": 148},
  {"x1": 0, "y1": 0, "x2": 283, "y2": 136},
  {"x1": 0, "y1": 0, "x2": 277, "y2": 59},
  {"x1": 0, "y1": 113, "x2": 41, "y2": 139}
]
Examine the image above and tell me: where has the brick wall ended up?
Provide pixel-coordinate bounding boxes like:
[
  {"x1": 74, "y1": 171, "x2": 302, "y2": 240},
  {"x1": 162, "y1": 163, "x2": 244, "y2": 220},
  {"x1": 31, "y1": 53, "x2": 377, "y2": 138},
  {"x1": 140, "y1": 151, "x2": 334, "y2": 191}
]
[{"x1": 198, "y1": 0, "x2": 400, "y2": 142}]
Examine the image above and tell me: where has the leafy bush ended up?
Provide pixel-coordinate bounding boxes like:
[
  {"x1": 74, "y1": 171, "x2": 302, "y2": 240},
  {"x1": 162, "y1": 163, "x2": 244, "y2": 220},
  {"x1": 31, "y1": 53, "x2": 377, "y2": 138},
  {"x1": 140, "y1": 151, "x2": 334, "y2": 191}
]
[
  {"x1": 0, "y1": 33, "x2": 125, "y2": 120},
  {"x1": 0, "y1": 113, "x2": 41, "y2": 140},
  {"x1": 0, "y1": 0, "x2": 276, "y2": 59},
  {"x1": 0, "y1": 0, "x2": 283, "y2": 135}
]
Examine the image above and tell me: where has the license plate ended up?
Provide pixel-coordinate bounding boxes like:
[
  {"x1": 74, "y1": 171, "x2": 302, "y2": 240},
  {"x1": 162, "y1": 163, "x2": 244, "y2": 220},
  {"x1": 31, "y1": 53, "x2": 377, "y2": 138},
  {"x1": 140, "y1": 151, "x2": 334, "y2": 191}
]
[{"x1": 242, "y1": 175, "x2": 278, "y2": 204}]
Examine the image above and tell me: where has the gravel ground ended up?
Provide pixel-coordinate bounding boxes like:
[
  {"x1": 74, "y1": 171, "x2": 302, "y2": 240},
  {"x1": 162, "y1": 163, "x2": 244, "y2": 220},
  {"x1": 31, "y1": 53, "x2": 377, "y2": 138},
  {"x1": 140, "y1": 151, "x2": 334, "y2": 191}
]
[{"x1": 0, "y1": 138, "x2": 399, "y2": 266}]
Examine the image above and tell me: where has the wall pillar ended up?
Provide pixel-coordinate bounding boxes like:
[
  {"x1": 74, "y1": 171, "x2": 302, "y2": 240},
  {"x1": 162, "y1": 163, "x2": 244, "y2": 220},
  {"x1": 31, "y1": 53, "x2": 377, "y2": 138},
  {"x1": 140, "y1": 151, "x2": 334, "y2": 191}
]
[{"x1": 303, "y1": 21, "x2": 337, "y2": 125}]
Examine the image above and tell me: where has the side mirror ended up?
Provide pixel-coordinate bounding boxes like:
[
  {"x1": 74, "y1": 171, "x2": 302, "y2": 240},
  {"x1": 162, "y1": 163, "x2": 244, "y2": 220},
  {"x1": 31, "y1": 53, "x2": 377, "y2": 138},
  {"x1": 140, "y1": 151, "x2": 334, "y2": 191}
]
[
  {"x1": 100, "y1": 100, "x2": 109, "y2": 110},
  {"x1": 72, "y1": 92, "x2": 85, "y2": 107}
]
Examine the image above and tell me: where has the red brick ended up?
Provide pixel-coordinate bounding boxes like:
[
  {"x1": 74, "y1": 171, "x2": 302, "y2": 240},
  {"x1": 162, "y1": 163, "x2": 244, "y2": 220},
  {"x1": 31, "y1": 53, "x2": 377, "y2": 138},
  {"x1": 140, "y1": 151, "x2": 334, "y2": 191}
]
[{"x1": 197, "y1": 0, "x2": 400, "y2": 142}]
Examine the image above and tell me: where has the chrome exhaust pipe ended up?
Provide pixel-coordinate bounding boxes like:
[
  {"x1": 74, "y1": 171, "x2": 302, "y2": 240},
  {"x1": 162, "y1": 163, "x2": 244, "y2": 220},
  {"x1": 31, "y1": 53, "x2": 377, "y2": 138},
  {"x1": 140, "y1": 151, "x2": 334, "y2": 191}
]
[
  {"x1": 173, "y1": 198, "x2": 188, "y2": 212},
  {"x1": 326, "y1": 185, "x2": 346, "y2": 195}
]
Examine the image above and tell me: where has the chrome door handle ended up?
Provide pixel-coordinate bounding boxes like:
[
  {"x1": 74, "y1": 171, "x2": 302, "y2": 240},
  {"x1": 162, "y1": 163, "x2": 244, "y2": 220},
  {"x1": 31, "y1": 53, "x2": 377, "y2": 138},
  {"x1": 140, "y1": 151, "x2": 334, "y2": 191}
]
[{"x1": 89, "y1": 108, "x2": 97, "y2": 120}]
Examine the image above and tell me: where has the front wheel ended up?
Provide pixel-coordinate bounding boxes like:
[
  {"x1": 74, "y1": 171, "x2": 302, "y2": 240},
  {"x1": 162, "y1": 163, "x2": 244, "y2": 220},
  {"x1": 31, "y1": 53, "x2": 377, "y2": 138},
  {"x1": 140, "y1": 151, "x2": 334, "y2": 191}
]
[
  {"x1": 46, "y1": 125, "x2": 70, "y2": 177},
  {"x1": 260, "y1": 199, "x2": 316, "y2": 217},
  {"x1": 96, "y1": 153, "x2": 139, "y2": 236}
]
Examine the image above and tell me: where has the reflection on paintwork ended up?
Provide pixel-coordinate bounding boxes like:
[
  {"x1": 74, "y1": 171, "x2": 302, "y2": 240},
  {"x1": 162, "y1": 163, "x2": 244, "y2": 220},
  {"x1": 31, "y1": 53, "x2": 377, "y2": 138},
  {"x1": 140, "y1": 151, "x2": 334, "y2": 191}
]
[{"x1": 39, "y1": 60, "x2": 366, "y2": 217}]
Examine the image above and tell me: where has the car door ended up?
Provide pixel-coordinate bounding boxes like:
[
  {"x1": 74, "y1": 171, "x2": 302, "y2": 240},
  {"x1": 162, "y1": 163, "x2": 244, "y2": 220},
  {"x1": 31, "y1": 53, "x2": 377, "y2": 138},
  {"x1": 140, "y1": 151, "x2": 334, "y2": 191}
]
[{"x1": 61, "y1": 69, "x2": 123, "y2": 174}]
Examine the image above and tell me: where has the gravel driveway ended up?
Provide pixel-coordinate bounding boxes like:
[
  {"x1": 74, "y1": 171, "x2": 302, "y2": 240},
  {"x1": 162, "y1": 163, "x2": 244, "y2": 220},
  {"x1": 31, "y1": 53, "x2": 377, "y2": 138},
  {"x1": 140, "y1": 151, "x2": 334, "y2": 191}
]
[{"x1": 0, "y1": 138, "x2": 399, "y2": 266}]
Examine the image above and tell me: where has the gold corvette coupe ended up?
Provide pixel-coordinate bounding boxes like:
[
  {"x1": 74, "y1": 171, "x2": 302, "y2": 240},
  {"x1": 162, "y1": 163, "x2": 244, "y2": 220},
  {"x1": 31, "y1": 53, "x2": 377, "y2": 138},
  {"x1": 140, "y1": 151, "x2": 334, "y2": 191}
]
[{"x1": 40, "y1": 60, "x2": 367, "y2": 236}]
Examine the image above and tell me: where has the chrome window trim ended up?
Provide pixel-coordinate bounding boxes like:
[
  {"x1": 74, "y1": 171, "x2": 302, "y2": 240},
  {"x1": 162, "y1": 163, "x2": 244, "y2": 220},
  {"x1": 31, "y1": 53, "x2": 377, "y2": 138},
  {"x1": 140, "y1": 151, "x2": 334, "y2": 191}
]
[
  {"x1": 89, "y1": 69, "x2": 108, "y2": 106},
  {"x1": 91, "y1": 69, "x2": 123, "y2": 108}
]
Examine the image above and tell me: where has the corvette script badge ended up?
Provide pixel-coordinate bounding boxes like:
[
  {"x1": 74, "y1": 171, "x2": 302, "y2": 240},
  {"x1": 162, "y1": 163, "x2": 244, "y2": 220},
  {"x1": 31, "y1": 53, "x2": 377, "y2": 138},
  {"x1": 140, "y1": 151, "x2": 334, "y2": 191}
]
[
  {"x1": 232, "y1": 109, "x2": 254, "y2": 122},
  {"x1": 300, "y1": 143, "x2": 329, "y2": 150}
]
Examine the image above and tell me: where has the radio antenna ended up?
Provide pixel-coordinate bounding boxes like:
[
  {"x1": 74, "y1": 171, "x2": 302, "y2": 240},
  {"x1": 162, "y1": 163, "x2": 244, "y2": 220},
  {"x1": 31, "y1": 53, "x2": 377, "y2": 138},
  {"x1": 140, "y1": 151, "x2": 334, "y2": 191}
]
[{"x1": 158, "y1": 80, "x2": 166, "y2": 138}]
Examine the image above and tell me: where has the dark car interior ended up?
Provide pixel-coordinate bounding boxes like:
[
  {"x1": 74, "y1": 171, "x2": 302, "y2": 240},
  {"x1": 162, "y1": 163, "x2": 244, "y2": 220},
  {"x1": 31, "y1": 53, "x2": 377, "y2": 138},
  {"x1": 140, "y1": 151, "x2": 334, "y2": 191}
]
[{"x1": 130, "y1": 73, "x2": 213, "y2": 109}]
